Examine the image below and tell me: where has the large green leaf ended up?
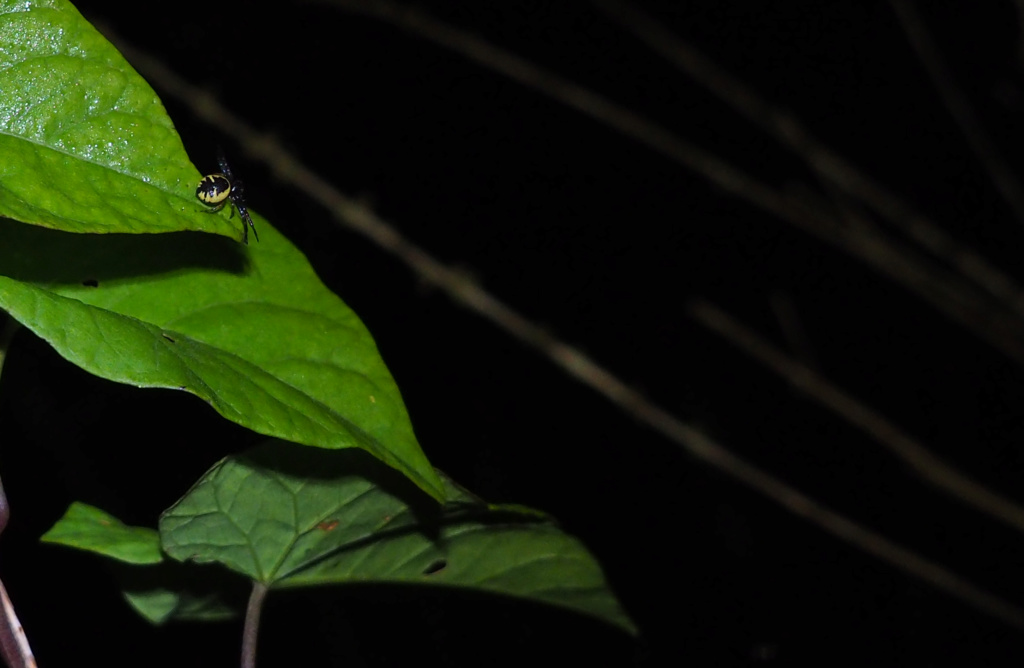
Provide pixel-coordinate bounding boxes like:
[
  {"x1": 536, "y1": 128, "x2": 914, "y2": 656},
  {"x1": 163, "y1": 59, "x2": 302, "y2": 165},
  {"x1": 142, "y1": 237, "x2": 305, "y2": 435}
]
[
  {"x1": 160, "y1": 442, "x2": 637, "y2": 635},
  {"x1": 0, "y1": 220, "x2": 444, "y2": 501},
  {"x1": 0, "y1": 0, "x2": 237, "y2": 239},
  {"x1": 0, "y1": 1, "x2": 443, "y2": 499}
]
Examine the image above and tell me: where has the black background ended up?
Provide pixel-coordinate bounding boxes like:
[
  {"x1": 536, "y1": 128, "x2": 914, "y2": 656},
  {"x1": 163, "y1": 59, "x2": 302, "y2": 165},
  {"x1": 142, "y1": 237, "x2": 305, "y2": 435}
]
[{"x1": 3, "y1": 1, "x2": 1024, "y2": 666}]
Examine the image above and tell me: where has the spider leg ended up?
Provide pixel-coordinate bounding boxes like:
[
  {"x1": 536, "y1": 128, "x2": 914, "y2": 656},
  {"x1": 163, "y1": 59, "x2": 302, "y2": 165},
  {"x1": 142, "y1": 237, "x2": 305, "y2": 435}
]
[
  {"x1": 236, "y1": 203, "x2": 258, "y2": 245},
  {"x1": 230, "y1": 181, "x2": 258, "y2": 245},
  {"x1": 216, "y1": 146, "x2": 234, "y2": 181}
]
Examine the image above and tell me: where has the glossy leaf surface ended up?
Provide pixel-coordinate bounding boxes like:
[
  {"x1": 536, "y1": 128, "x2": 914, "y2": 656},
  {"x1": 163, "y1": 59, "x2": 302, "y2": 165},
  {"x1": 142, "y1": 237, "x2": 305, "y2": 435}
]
[{"x1": 0, "y1": 0, "x2": 238, "y2": 239}]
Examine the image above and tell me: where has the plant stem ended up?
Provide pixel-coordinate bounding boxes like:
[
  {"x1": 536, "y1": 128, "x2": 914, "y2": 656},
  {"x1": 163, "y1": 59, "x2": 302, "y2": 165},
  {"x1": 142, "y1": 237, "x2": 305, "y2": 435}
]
[
  {"x1": 0, "y1": 570, "x2": 34, "y2": 668},
  {"x1": 0, "y1": 317, "x2": 35, "y2": 667},
  {"x1": 241, "y1": 581, "x2": 268, "y2": 668}
]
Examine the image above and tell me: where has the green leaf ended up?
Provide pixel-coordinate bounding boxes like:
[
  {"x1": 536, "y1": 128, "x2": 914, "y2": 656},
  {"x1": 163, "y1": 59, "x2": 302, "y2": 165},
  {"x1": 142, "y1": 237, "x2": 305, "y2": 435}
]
[
  {"x1": 120, "y1": 566, "x2": 244, "y2": 625},
  {"x1": 40, "y1": 501, "x2": 162, "y2": 564},
  {"x1": 0, "y1": 220, "x2": 444, "y2": 501},
  {"x1": 123, "y1": 588, "x2": 237, "y2": 625},
  {"x1": 160, "y1": 442, "x2": 637, "y2": 635},
  {"x1": 0, "y1": 0, "x2": 238, "y2": 239},
  {"x1": 41, "y1": 501, "x2": 244, "y2": 624}
]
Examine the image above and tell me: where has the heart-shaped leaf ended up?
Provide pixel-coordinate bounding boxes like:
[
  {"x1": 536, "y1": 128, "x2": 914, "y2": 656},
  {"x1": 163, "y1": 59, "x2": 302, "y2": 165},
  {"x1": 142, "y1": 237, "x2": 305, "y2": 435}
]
[
  {"x1": 0, "y1": 0, "x2": 238, "y2": 239},
  {"x1": 159, "y1": 442, "x2": 637, "y2": 634}
]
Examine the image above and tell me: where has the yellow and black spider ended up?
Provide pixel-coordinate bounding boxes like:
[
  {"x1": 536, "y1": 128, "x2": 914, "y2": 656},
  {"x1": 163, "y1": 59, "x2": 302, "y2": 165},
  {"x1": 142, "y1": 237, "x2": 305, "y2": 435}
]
[{"x1": 196, "y1": 149, "x2": 259, "y2": 244}]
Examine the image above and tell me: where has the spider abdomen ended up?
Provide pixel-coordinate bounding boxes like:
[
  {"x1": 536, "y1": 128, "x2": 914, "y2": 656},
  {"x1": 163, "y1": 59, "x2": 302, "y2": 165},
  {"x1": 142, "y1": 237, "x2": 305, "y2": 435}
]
[{"x1": 196, "y1": 173, "x2": 232, "y2": 207}]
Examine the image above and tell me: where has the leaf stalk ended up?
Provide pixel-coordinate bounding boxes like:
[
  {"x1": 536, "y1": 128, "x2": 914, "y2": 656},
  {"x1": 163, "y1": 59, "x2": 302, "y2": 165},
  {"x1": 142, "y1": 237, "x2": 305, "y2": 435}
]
[{"x1": 241, "y1": 581, "x2": 268, "y2": 668}]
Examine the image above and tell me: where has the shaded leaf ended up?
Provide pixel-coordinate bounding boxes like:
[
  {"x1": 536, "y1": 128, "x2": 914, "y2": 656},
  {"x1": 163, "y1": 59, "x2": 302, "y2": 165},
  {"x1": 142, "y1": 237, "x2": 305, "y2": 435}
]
[
  {"x1": 40, "y1": 501, "x2": 162, "y2": 565},
  {"x1": 41, "y1": 501, "x2": 244, "y2": 624},
  {"x1": 160, "y1": 442, "x2": 637, "y2": 634},
  {"x1": 0, "y1": 0, "x2": 238, "y2": 239},
  {"x1": 0, "y1": 221, "x2": 444, "y2": 500},
  {"x1": 123, "y1": 588, "x2": 237, "y2": 625},
  {"x1": 120, "y1": 568, "x2": 244, "y2": 625}
]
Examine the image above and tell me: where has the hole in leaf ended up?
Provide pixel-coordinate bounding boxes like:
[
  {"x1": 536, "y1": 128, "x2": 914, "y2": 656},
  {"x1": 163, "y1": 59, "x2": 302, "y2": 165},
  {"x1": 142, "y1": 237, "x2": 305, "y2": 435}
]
[
  {"x1": 162, "y1": 334, "x2": 176, "y2": 343},
  {"x1": 422, "y1": 560, "x2": 447, "y2": 576},
  {"x1": 81, "y1": 278, "x2": 99, "y2": 287}
]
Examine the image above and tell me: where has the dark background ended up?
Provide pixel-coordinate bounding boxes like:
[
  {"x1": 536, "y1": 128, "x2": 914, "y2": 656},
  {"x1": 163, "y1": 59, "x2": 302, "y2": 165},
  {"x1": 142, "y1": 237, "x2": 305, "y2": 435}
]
[{"x1": 3, "y1": 1, "x2": 1024, "y2": 665}]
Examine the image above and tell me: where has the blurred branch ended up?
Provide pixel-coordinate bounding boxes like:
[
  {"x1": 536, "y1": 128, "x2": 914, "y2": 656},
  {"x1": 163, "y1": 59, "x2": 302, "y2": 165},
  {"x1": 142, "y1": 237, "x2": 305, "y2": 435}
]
[
  {"x1": 314, "y1": 0, "x2": 1024, "y2": 367},
  {"x1": 95, "y1": 20, "x2": 1024, "y2": 633},
  {"x1": 790, "y1": 186, "x2": 1024, "y2": 366},
  {"x1": 888, "y1": 0, "x2": 1024, "y2": 225},
  {"x1": 315, "y1": 0, "x2": 794, "y2": 219},
  {"x1": 689, "y1": 298, "x2": 1024, "y2": 536},
  {"x1": 591, "y1": 0, "x2": 1024, "y2": 316}
]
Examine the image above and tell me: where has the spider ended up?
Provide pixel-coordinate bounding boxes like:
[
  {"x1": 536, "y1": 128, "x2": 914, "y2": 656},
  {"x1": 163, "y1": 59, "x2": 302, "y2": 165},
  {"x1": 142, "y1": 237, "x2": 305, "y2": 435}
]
[{"x1": 195, "y1": 150, "x2": 259, "y2": 244}]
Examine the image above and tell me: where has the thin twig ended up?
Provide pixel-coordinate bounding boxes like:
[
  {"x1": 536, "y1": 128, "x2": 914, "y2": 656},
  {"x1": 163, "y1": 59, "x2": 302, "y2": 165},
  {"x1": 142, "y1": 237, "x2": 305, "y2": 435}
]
[
  {"x1": 312, "y1": 0, "x2": 1024, "y2": 368},
  {"x1": 688, "y1": 298, "x2": 1024, "y2": 536},
  {"x1": 92, "y1": 22, "x2": 1024, "y2": 632},
  {"x1": 590, "y1": 0, "x2": 1024, "y2": 316},
  {"x1": 0, "y1": 319, "x2": 35, "y2": 668},
  {"x1": 0, "y1": 576, "x2": 34, "y2": 668},
  {"x1": 889, "y1": 0, "x2": 1024, "y2": 225},
  {"x1": 242, "y1": 581, "x2": 268, "y2": 668},
  {"x1": 787, "y1": 186, "x2": 1024, "y2": 366}
]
